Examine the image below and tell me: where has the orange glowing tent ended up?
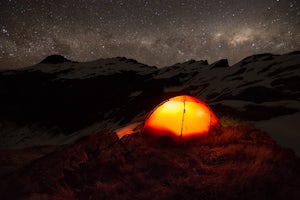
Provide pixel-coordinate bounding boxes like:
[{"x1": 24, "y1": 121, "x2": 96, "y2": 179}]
[{"x1": 143, "y1": 95, "x2": 218, "y2": 142}]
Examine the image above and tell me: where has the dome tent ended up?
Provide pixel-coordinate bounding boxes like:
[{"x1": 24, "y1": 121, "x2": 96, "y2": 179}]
[{"x1": 143, "y1": 95, "x2": 218, "y2": 142}]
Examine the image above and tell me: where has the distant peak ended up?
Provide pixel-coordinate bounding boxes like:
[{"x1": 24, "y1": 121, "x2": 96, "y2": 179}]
[
  {"x1": 239, "y1": 53, "x2": 277, "y2": 64},
  {"x1": 210, "y1": 59, "x2": 229, "y2": 69},
  {"x1": 116, "y1": 56, "x2": 128, "y2": 61},
  {"x1": 40, "y1": 55, "x2": 72, "y2": 64},
  {"x1": 185, "y1": 59, "x2": 208, "y2": 65},
  {"x1": 115, "y1": 57, "x2": 139, "y2": 63},
  {"x1": 286, "y1": 51, "x2": 300, "y2": 55},
  {"x1": 198, "y1": 60, "x2": 209, "y2": 65}
]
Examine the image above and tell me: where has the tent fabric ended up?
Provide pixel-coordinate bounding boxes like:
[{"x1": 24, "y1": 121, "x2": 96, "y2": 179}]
[{"x1": 143, "y1": 95, "x2": 218, "y2": 142}]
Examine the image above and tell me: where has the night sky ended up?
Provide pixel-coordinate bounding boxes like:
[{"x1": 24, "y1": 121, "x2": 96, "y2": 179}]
[{"x1": 0, "y1": 0, "x2": 299, "y2": 69}]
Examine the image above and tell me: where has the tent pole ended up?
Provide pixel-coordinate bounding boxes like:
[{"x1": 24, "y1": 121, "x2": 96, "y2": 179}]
[{"x1": 179, "y1": 96, "x2": 186, "y2": 143}]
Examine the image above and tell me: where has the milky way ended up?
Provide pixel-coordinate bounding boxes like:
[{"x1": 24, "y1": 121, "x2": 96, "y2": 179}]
[{"x1": 0, "y1": 0, "x2": 299, "y2": 69}]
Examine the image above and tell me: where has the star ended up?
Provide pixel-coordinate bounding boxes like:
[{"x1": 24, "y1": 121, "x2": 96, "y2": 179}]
[{"x1": 0, "y1": 0, "x2": 299, "y2": 69}]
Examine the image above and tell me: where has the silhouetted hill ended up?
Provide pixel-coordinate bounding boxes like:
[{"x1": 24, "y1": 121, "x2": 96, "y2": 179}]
[
  {"x1": 210, "y1": 58, "x2": 229, "y2": 68},
  {"x1": 40, "y1": 55, "x2": 72, "y2": 64}
]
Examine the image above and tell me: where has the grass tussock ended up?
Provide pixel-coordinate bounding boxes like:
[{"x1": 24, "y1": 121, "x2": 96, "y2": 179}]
[{"x1": 219, "y1": 115, "x2": 246, "y2": 127}]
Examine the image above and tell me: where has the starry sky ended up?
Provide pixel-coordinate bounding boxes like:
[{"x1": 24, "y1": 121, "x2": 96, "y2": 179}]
[{"x1": 0, "y1": 0, "x2": 299, "y2": 69}]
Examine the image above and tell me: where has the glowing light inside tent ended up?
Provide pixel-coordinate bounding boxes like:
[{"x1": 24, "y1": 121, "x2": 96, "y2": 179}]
[{"x1": 143, "y1": 95, "x2": 218, "y2": 142}]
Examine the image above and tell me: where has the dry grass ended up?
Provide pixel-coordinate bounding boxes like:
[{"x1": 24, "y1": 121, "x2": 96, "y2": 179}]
[
  {"x1": 0, "y1": 125, "x2": 299, "y2": 200},
  {"x1": 0, "y1": 145, "x2": 60, "y2": 177}
]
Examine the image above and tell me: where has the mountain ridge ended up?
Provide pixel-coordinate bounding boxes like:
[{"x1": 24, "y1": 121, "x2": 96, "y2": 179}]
[
  {"x1": 19, "y1": 51, "x2": 300, "y2": 71},
  {"x1": 0, "y1": 51, "x2": 299, "y2": 155}
]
